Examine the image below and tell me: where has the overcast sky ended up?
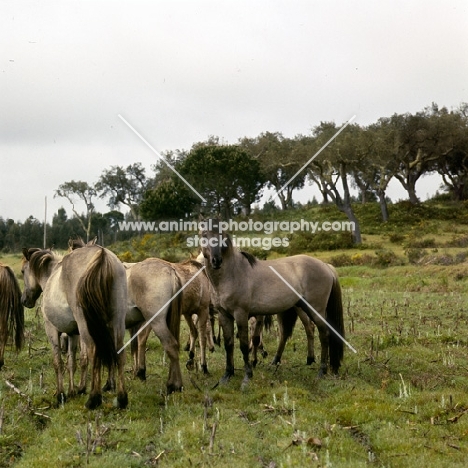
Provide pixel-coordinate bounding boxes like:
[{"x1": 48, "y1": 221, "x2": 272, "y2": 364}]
[{"x1": 1, "y1": 1, "x2": 467, "y2": 222}]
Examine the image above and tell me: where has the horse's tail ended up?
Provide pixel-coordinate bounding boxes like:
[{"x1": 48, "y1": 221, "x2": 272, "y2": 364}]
[
  {"x1": 277, "y1": 308, "x2": 298, "y2": 342},
  {"x1": 327, "y1": 277, "x2": 345, "y2": 373},
  {"x1": 0, "y1": 265, "x2": 24, "y2": 351},
  {"x1": 77, "y1": 248, "x2": 118, "y2": 369},
  {"x1": 167, "y1": 271, "x2": 182, "y2": 351}
]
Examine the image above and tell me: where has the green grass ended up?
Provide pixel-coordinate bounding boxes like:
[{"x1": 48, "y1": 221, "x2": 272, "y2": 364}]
[{"x1": 1, "y1": 200, "x2": 468, "y2": 467}]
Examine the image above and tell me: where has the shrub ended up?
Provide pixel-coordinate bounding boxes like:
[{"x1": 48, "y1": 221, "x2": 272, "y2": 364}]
[
  {"x1": 405, "y1": 248, "x2": 427, "y2": 264},
  {"x1": 389, "y1": 233, "x2": 406, "y2": 244}
]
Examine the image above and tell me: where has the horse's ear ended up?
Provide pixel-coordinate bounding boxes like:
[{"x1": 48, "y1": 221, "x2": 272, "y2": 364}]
[
  {"x1": 22, "y1": 247, "x2": 30, "y2": 260},
  {"x1": 87, "y1": 237, "x2": 97, "y2": 246}
]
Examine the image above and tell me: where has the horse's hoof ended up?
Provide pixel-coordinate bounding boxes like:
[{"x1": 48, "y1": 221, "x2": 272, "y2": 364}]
[
  {"x1": 186, "y1": 359, "x2": 195, "y2": 371},
  {"x1": 261, "y1": 350, "x2": 268, "y2": 359},
  {"x1": 135, "y1": 369, "x2": 146, "y2": 381},
  {"x1": 201, "y1": 364, "x2": 209, "y2": 375},
  {"x1": 317, "y1": 368, "x2": 327, "y2": 378},
  {"x1": 85, "y1": 393, "x2": 102, "y2": 410},
  {"x1": 209, "y1": 347, "x2": 215, "y2": 353},
  {"x1": 270, "y1": 356, "x2": 281, "y2": 366},
  {"x1": 252, "y1": 359, "x2": 258, "y2": 368},
  {"x1": 220, "y1": 372, "x2": 233, "y2": 385},
  {"x1": 67, "y1": 389, "x2": 77, "y2": 399},
  {"x1": 102, "y1": 380, "x2": 114, "y2": 392},
  {"x1": 77, "y1": 386, "x2": 87, "y2": 395},
  {"x1": 114, "y1": 392, "x2": 128, "y2": 409},
  {"x1": 307, "y1": 356, "x2": 316, "y2": 365},
  {"x1": 166, "y1": 383, "x2": 183, "y2": 394}
]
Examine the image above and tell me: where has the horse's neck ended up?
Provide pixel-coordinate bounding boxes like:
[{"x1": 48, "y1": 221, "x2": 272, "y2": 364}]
[{"x1": 39, "y1": 258, "x2": 60, "y2": 290}]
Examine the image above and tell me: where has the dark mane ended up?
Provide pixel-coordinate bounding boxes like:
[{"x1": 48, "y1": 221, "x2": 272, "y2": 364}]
[
  {"x1": 240, "y1": 251, "x2": 257, "y2": 267},
  {"x1": 181, "y1": 259, "x2": 204, "y2": 269},
  {"x1": 25, "y1": 249, "x2": 60, "y2": 278}
]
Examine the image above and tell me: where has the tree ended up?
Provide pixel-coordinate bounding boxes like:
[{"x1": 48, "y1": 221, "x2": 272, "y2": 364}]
[
  {"x1": 55, "y1": 180, "x2": 96, "y2": 242},
  {"x1": 140, "y1": 178, "x2": 198, "y2": 220},
  {"x1": 178, "y1": 143, "x2": 265, "y2": 217},
  {"x1": 96, "y1": 162, "x2": 149, "y2": 220},
  {"x1": 298, "y1": 122, "x2": 363, "y2": 244},
  {"x1": 239, "y1": 132, "x2": 306, "y2": 210},
  {"x1": 430, "y1": 104, "x2": 468, "y2": 201},
  {"x1": 351, "y1": 119, "x2": 398, "y2": 221}
]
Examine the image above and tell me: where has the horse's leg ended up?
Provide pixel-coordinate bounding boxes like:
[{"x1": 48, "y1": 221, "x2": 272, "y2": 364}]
[
  {"x1": 184, "y1": 313, "x2": 198, "y2": 371},
  {"x1": 218, "y1": 310, "x2": 235, "y2": 383},
  {"x1": 298, "y1": 300, "x2": 329, "y2": 377},
  {"x1": 135, "y1": 324, "x2": 151, "y2": 381},
  {"x1": 234, "y1": 310, "x2": 253, "y2": 386},
  {"x1": 296, "y1": 307, "x2": 316, "y2": 365},
  {"x1": 271, "y1": 312, "x2": 286, "y2": 365},
  {"x1": 0, "y1": 340, "x2": 5, "y2": 370},
  {"x1": 85, "y1": 342, "x2": 103, "y2": 409},
  {"x1": 66, "y1": 334, "x2": 79, "y2": 397},
  {"x1": 77, "y1": 338, "x2": 88, "y2": 394},
  {"x1": 152, "y1": 317, "x2": 183, "y2": 393},
  {"x1": 249, "y1": 316, "x2": 263, "y2": 368},
  {"x1": 43, "y1": 320, "x2": 67, "y2": 405},
  {"x1": 206, "y1": 311, "x2": 215, "y2": 352},
  {"x1": 102, "y1": 364, "x2": 115, "y2": 392},
  {"x1": 197, "y1": 307, "x2": 210, "y2": 374},
  {"x1": 110, "y1": 311, "x2": 128, "y2": 409}
]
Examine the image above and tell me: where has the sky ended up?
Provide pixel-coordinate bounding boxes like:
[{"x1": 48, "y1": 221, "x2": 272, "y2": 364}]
[{"x1": 1, "y1": 0, "x2": 467, "y2": 223}]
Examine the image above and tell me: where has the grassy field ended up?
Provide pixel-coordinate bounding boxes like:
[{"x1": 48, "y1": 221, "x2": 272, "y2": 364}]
[{"x1": 1, "y1": 202, "x2": 468, "y2": 467}]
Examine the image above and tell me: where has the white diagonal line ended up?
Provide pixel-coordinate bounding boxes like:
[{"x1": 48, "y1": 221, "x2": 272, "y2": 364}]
[
  {"x1": 117, "y1": 265, "x2": 206, "y2": 354},
  {"x1": 118, "y1": 114, "x2": 207, "y2": 202},
  {"x1": 269, "y1": 266, "x2": 357, "y2": 353},
  {"x1": 270, "y1": 114, "x2": 357, "y2": 202}
]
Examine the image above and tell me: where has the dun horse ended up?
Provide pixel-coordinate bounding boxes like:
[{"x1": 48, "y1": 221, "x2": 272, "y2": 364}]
[
  {"x1": 21, "y1": 246, "x2": 128, "y2": 409},
  {"x1": 127, "y1": 257, "x2": 213, "y2": 387},
  {"x1": 0, "y1": 263, "x2": 25, "y2": 369},
  {"x1": 200, "y1": 221, "x2": 345, "y2": 386}
]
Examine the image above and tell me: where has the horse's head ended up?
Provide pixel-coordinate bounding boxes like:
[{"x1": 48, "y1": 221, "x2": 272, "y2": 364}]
[
  {"x1": 21, "y1": 248, "x2": 51, "y2": 308},
  {"x1": 199, "y1": 219, "x2": 231, "y2": 270}
]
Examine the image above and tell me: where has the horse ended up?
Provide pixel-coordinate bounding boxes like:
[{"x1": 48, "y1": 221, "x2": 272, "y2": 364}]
[
  {"x1": 0, "y1": 263, "x2": 25, "y2": 369},
  {"x1": 128, "y1": 258, "x2": 214, "y2": 384},
  {"x1": 196, "y1": 252, "x2": 316, "y2": 368},
  {"x1": 21, "y1": 245, "x2": 128, "y2": 409},
  {"x1": 200, "y1": 221, "x2": 345, "y2": 386}
]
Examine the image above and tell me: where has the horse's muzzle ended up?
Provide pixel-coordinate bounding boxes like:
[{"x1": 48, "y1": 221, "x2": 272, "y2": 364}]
[
  {"x1": 211, "y1": 257, "x2": 223, "y2": 269},
  {"x1": 21, "y1": 293, "x2": 36, "y2": 309}
]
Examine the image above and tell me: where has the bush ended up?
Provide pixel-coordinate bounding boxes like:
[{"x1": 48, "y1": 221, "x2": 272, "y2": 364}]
[
  {"x1": 405, "y1": 248, "x2": 427, "y2": 264},
  {"x1": 389, "y1": 233, "x2": 406, "y2": 244},
  {"x1": 288, "y1": 231, "x2": 354, "y2": 255},
  {"x1": 405, "y1": 237, "x2": 436, "y2": 249}
]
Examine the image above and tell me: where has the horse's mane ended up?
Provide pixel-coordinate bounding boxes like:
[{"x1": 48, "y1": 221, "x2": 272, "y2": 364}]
[
  {"x1": 24, "y1": 249, "x2": 61, "y2": 278},
  {"x1": 180, "y1": 258, "x2": 204, "y2": 269},
  {"x1": 240, "y1": 251, "x2": 257, "y2": 267}
]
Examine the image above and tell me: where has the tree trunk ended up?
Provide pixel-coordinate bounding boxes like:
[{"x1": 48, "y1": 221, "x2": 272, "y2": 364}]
[
  {"x1": 341, "y1": 205, "x2": 362, "y2": 244},
  {"x1": 377, "y1": 190, "x2": 389, "y2": 222}
]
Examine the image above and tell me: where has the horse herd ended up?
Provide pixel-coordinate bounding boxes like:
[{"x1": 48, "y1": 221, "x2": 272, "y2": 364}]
[{"x1": 0, "y1": 221, "x2": 346, "y2": 410}]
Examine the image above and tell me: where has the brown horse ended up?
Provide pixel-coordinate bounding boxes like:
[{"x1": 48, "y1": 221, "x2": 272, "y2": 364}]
[
  {"x1": 200, "y1": 220, "x2": 346, "y2": 386},
  {"x1": 0, "y1": 263, "x2": 25, "y2": 369},
  {"x1": 21, "y1": 246, "x2": 128, "y2": 409},
  {"x1": 128, "y1": 258, "x2": 213, "y2": 384}
]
